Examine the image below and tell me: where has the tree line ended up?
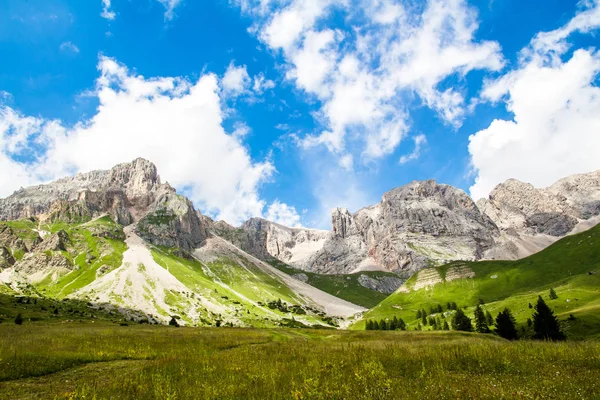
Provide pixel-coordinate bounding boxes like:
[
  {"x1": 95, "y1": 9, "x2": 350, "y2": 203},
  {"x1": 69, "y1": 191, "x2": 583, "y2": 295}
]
[{"x1": 365, "y1": 289, "x2": 566, "y2": 341}]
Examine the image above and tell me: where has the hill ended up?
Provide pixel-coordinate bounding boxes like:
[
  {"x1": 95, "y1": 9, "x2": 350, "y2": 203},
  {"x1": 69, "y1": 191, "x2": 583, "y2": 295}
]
[{"x1": 354, "y1": 223, "x2": 600, "y2": 339}]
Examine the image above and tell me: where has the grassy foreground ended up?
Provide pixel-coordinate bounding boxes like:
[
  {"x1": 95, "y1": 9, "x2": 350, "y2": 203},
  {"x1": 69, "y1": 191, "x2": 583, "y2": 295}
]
[{"x1": 1, "y1": 323, "x2": 599, "y2": 399}]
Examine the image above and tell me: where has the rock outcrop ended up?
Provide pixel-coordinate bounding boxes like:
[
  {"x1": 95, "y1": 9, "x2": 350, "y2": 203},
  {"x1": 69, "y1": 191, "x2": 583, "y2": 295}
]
[
  {"x1": 0, "y1": 158, "x2": 174, "y2": 224},
  {"x1": 136, "y1": 193, "x2": 208, "y2": 252},
  {"x1": 478, "y1": 170, "x2": 600, "y2": 259}
]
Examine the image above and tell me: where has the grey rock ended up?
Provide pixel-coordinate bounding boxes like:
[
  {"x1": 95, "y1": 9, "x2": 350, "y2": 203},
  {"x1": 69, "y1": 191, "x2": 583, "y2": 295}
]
[
  {"x1": 0, "y1": 158, "x2": 174, "y2": 224},
  {"x1": 14, "y1": 252, "x2": 73, "y2": 275},
  {"x1": 136, "y1": 193, "x2": 208, "y2": 251},
  {"x1": 0, "y1": 246, "x2": 15, "y2": 269},
  {"x1": 35, "y1": 230, "x2": 70, "y2": 252},
  {"x1": 357, "y1": 274, "x2": 403, "y2": 294}
]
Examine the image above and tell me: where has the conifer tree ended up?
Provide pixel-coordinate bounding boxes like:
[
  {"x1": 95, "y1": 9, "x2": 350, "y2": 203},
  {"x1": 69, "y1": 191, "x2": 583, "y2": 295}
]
[
  {"x1": 485, "y1": 310, "x2": 494, "y2": 327},
  {"x1": 391, "y1": 316, "x2": 399, "y2": 330},
  {"x1": 451, "y1": 309, "x2": 473, "y2": 332},
  {"x1": 397, "y1": 317, "x2": 406, "y2": 331},
  {"x1": 366, "y1": 320, "x2": 373, "y2": 330},
  {"x1": 416, "y1": 310, "x2": 422, "y2": 320},
  {"x1": 474, "y1": 305, "x2": 490, "y2": 333},
  {"x1": 14, "y1": 313, "x2": 23, "y2": 325},
  {"x1": 421, "y1": 313, "x2": 427, "y2": 326},
  {"x1": 443, "y1": 320, "x2": 450, "y2": 330},
  {"x1": 549, "y1": 288, "x2": 558, "y2": 300},
  {"x1": 532, "y1": 296, "x2": 565, "y2": 341},
  {"x1": 494, "y1": 308, "x2": 518, "y2": 340},
  {"x1": 373, "y1": 320, "x2": 380, "y2": 330}
]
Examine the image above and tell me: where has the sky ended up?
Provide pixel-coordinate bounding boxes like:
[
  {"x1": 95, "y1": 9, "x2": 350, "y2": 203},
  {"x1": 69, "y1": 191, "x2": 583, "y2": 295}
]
[{"x1": 0, "y1": 0, "x2": 599, "y2": 229}]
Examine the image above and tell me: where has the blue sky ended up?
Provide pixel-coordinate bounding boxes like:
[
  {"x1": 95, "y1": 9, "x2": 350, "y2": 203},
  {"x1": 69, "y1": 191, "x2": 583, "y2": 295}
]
[{"x1": 1, "y1": 0, "x2": 599, "y2": 228}]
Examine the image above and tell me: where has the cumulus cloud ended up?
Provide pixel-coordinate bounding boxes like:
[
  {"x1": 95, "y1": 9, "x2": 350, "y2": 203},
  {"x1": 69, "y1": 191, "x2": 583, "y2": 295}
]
[
  {"x1": 266, "y1": 200, "x2": 302, "y2": 227},
  {"x1": 235, "y1": 0, "x2": 503, "y2": 163},
  {"x1": 399, "y1": 134, "x2": 427, "y2": 164},
  {"x1": 221, "y1": 62, "x2": 251, "y2": 97},
  {"x1": 469, "y1": 1, "x2": 600, "y2": 200},
  {"x1": 101, "y1": 0, "x2": 115, "y2": 20},
  {"x1": 0, "y1": 56, "x2": 299, "y2": 226}
]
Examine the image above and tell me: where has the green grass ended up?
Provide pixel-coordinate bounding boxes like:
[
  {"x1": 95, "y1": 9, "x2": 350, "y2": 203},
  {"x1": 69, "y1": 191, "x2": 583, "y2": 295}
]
[
  {"x1": 268, "y1": 259, "x2": 394, "y2": 308},
  {"x1": 150, "y1": 248, "x2": 329, "y2": 327},
  {"x1": 355, "y1": 224, "x2": 600, "y2": 338},
  {"x1": 0, "y1": 323, "x2": 599, "y2": 399}
]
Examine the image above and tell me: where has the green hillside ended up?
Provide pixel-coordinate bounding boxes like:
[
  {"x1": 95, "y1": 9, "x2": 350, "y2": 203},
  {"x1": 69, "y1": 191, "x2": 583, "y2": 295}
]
[
  {"x1": 1, "y1": 218, "x2": 356, "y2": 328},
  {"x1": 354, "y1": 224, "x2": 600, "y2": 339},
  {"x1": 268, "y1": 259, "x2": 394, "y2": 308}
]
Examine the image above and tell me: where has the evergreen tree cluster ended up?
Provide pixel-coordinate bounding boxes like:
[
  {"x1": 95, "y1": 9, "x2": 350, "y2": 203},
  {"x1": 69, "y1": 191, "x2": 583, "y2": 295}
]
[
  {"x1": 366, "y1": 316, "x2": 406, "y2": 331},
  {"x1": 367, "y1": 289, "x2": 566, "y2": 341}
]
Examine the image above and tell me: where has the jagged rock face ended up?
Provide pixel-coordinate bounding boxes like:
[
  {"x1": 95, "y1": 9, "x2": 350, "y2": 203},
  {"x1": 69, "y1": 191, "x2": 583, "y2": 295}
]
[
  {"x1": 0, "y1": 225, "x2": 40, "y2": 253},
  {"x1": 35, "y1": 230, "x2": 70, "y2": 252},
  {"x1": 301, "y1": 181, "x2": 499, "y2": 277},
  {"x1": 0, "y1": 246, "x2": 15, "y2": 269},
  {"x1": 477, "y1": 170, "x2": 600, "y2": 260},
  {"x1": 0, "y1": 158, "x2": 174, "y2": 223},
  {"x1": 478, "y1": 171, "x2": 600, "y2": 237},
  {"x1": 13, "y1": 252, "x2": 73, "y2": 278},
  {"x1": 136, "y1": 193, "x2": 208, "y2": 252},
  {"x1": 211, "y1": 217, "x2": 330, "y2": 267},
  {"x1": 221, "y1": 181, "x2": 501, "y2": 278}
]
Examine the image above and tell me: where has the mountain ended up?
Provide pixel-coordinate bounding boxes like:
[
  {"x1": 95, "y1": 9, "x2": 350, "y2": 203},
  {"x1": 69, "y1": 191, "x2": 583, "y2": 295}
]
[
  {"x1": 220, "y1": 172, "x2": 600, "y2": 281},
  {"x1": 1, "y1": 158, "x2": 599, "y2": 328},
  {"x1": 354, "y1": 222, "x2": 600, "y2": 339},
  {"x1": 0, "y1": 159, "x2": 365, "y2": 327},
  {"x1": 478, "y1": 170, "x2": 600, "y2": 259}
]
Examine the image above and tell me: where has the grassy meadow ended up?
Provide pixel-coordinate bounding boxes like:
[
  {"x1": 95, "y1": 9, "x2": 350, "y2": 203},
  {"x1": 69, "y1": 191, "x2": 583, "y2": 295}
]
[
  {"x1": 0, "y1": 323, "x2": 599, "y2": 399},
  {"x1": 355, "y1": 223, "x2": 600, "y2": 338}
]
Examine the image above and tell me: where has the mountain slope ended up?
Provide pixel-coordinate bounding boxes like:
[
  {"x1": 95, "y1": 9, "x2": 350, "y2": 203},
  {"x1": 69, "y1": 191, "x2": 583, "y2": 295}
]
[
  {"x1": 0, "y1": 159, "x2": 366, "y2": 327},
  {"x1": 354, "y1": 223, "x2": 600, "y2": 338}
]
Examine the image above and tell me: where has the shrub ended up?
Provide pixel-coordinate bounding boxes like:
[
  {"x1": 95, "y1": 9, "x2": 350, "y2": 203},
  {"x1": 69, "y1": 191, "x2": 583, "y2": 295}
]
[{"x1": 14, "y1": 313, "x2": 23, "y2": 325}]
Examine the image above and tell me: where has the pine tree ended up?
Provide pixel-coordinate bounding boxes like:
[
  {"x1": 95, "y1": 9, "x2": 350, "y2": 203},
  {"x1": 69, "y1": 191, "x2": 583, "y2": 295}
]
[
  {"x1": 373, "y1": 321, "x2": 380, "y2": 330},
  {"x1": 443, "y1": 320, "x2": 449, "y2": 330},
  {"x1": 397, "y1": 317, "x2": 406, "y2": 331},
  {"x1": 549, "y1": 288, "x2": 558, "y2": 300},
  {"x1": 366, "y1": 320, "x2": 373, "y2": 330},
  {"x1": 451, "y1": 309, "x2": 473, "y2": 332},
  {"x1": 14, "y1": 313, "x2": 23, "y2": 325},
  {"x1": 485, "y1": 310, "x2": 494, "y2": 327},
  {"x1": 416, "y1": 310, "x2": 422, "y2": 320},
  {"x1": 474, "y1": 305, "x2": 490, "y2": 333},
  {"x1": 532, "y1": 296, "x2": 565, "y2": 341},
  {"x1": 422, "y1": 313, "x2": 427, "y2": 326},
  {"x1": 168, "y1": 316, "x2": 179, "y2": 327},
  {"x1": 494, "y1": 308, "x2": 518, "y2": 340},
  {"x1": 380, "y1": 320, "x2": 388, "y2": 330},
  {"x1": 391, "y1": 316, "x2": 399, "y2": 330},
  {"x1": 437, "y1": 304, "x2": 443, "y2": 313}
]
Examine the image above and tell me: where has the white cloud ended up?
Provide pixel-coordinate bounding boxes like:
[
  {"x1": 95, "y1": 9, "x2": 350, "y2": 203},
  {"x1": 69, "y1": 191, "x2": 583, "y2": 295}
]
[
  {"x1": 221, "y1": 62, "x2": 251, "y2": 97},
  {"x1": 101, "y1": 0, "x2": 115, "y2": 20},
  {"x1": 265, "y1": 200, "x2": 302, "y2": 227},
  {"x1": 236, "y1": 0, "x2": 503, "y2": 165},
  {"x1": 157, "y1": 0, "x2": 182, "y2": 21},
  {"x1": 0, "y1": 56, "x2": 284, "y2": 226},
  {"x1": 101, "y1": 0, "x2": 182, "y2": 21},
  {"x1": 59, "y1": 41, "x2": 80, "y2": 54},
  {"x1": 469, "y1": 1, "x2": 600, "y2": 200},
  {"x1": 252, "y1": 73, "x2": 275, "y2": 94},
  {"x1": 399, "y1": 134, "x2": 427, "y2": 164}
]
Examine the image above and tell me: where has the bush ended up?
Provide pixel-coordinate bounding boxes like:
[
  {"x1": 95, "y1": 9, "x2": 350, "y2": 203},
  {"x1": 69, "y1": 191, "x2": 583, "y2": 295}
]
[
  {"x1": 14, "y1": 313, "x2": 23, "y2": 325},
  {"x1": 169, "y1": 317, "x2": 179, "y2": 327}
]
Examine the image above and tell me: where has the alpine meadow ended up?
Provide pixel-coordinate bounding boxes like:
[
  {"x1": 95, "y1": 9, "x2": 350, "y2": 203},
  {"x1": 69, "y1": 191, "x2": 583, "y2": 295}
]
[{"x1": 1, "y1": 0, "x2": 600, "y2": 399}]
